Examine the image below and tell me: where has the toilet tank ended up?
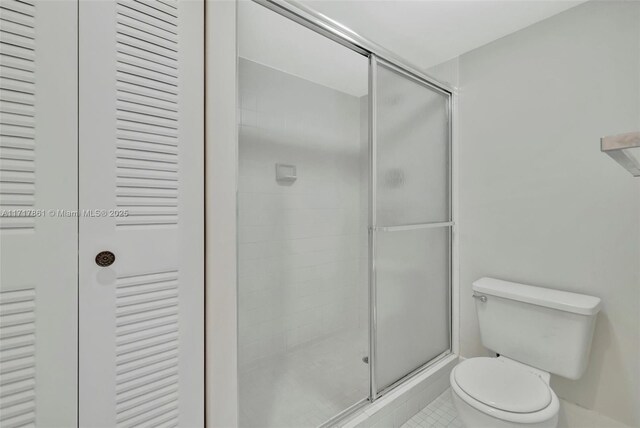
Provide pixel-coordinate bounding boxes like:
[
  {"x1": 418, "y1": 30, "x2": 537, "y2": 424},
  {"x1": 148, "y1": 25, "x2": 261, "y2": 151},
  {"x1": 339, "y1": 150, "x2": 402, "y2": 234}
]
[{"x1": 472, "y1": 277, "x2": 601, "y2": 380}]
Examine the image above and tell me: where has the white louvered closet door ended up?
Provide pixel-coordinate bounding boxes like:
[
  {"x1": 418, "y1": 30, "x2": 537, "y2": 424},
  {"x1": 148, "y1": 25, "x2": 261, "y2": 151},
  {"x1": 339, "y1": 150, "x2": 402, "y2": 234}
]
[
  {"x1": 78, "y1": 0, "x2": 204, "y2": 427},
  {"x1": 0, "y1": 1, "x2": 78, "y2": 427}
]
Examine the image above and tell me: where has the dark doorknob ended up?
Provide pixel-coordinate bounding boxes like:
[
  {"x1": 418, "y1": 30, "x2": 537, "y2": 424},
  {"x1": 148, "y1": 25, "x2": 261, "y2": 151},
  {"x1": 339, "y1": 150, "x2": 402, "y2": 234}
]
[{"x1": 95, "y1": 251, "x2": 115, "y2": 267}]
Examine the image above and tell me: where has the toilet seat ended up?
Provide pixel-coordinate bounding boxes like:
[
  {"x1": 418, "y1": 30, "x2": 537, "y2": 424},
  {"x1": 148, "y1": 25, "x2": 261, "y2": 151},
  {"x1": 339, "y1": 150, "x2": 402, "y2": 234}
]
[
  {"x1": 454, "y1": 357, "x2": 551, "y2": 413},
  {"x1": 450, "y1": 357, "x2": 560, "y2": 424}
]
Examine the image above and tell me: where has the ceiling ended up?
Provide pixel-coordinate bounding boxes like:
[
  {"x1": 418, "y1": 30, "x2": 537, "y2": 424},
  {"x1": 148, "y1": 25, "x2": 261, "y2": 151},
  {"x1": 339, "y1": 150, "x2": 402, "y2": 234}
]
[{"x1": 239, "y1": 0, "x2": 587, "y2": 96}]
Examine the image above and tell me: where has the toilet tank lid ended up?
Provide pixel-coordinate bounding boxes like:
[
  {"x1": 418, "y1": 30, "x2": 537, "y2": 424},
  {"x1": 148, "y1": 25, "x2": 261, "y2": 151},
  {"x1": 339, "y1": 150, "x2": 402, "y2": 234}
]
[{"x1": 472, "y1": 277, "x2": 601, "y2": 316}]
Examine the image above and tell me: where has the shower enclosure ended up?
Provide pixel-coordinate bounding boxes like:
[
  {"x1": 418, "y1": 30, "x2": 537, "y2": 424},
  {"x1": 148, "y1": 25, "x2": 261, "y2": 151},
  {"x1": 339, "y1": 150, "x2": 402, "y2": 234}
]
[{"x1": 237, "y1": 1, "x2": 453, "y2": 426}]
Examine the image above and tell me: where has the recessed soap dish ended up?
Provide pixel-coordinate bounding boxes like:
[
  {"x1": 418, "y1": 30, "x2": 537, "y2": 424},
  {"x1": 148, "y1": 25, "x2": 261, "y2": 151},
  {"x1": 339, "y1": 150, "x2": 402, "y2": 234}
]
[{"x1": 276, "y1": 163, "x2": 297, "y2": 184}]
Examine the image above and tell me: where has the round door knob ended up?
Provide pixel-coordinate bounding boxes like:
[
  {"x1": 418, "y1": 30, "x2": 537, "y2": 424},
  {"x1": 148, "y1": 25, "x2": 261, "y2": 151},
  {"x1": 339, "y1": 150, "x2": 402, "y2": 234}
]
[{"x1": 95, "y1": 251, "x2": 115, "y2": 267}]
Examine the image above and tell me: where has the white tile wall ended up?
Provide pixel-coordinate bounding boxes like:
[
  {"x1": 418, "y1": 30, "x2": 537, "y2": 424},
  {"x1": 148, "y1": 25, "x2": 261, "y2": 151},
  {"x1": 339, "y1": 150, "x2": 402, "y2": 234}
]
[
  {"x1": 237, "y1": 57, "x2": 368, "y2": 365},
  {"x1": 238, "y1": 57, "x2": 370, "y2": 425}
]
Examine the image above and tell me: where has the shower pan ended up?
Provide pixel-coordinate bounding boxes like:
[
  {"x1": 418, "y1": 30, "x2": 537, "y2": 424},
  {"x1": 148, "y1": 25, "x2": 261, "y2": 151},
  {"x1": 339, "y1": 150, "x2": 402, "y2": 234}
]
[{"x1": 237, "y1": 1, "x2": 454, "y2": 426}]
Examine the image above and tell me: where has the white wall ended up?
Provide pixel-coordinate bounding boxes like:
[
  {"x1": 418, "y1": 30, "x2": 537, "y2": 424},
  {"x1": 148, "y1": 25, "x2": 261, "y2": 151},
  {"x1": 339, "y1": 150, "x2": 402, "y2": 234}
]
[
  {"x1": 237, "y1": 59, "x2": 368, "y2": 366},
  {"x1": 457, "y1": 1, "x2": 640, "y2": 426},
  {"x1": 205, "y1": 1, "x2": 238, "y2": 426}
]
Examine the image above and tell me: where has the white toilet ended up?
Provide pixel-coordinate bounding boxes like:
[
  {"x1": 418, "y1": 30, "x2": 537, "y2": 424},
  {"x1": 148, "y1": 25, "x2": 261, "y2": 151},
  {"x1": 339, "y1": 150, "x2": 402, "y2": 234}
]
[{"x1": 450, "y1": 277, "x2": 601, "y2": 428}]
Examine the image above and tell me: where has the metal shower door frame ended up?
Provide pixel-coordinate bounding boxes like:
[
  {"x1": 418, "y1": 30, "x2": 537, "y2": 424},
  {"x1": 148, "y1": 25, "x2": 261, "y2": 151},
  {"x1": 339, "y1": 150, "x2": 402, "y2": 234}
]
[{"x1": 368, "y1": 54, "x2": 454, "y2": 401}]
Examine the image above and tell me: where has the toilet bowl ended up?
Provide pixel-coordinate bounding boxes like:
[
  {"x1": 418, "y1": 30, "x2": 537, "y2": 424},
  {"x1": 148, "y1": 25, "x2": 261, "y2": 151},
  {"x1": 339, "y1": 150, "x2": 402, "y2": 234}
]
[
  {"x1": 451, "y1": 278, "x2": 601, "y2": 428},
  {"x1": 450, "y1": 357, "x2": 559, "y2": 428}
]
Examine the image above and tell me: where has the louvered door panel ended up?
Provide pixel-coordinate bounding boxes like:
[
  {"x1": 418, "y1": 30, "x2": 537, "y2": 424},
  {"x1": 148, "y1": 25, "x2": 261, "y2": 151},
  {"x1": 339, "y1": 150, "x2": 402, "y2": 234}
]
[
  {"x1": 0, "y1": 1, "x2": 78, "y2": 426},
  {"x1": 115, "y1": 1, "x2": 181, "y2": 228},
  {"x1": 78, "y1": 1, "x2": 204, "y2": 426},
  {"x1": 115, "y1": 271, "x2": 180, "y2": 427},
  {"x1": 0, "y1": 0, "x2": 36, "y2": 231},
  {"x1": 0, "y1": 288, "x2": 36, "y2": 428}
]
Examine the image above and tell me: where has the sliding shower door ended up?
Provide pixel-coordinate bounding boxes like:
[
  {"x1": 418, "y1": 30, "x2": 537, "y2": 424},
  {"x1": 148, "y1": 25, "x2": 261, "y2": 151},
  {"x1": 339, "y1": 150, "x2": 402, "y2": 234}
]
[
  {"x1": 237, "y1": 2, "x2": 370, "y2": 426},
  {"x1": 371, "y1": 57, "x2": 451, "y2": 394},
  {"x1": 237, "y1": 2, "x2": 453, "y2": 423}
]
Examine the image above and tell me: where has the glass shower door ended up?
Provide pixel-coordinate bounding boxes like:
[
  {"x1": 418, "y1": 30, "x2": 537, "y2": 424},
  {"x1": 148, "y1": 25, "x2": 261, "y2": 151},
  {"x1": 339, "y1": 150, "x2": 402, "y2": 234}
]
[
  {"x1": 371, "y1": 57, "x2": 452, "y2": 394},
  {"x1": 237, "y1": 2, "x2": 370, "y2": 426}
]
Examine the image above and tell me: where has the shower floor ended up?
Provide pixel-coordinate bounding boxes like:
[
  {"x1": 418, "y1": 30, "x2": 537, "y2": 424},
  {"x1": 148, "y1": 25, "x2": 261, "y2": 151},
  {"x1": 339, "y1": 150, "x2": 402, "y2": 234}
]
[{"x1": 239, "y1": 328, "x2": 369, "y2": 428}]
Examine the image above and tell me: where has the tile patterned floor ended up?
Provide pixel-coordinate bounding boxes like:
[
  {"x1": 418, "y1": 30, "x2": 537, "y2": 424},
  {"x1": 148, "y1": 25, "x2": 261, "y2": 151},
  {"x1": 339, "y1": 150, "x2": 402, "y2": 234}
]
[
  {"x1": 401, "y1": 389, "x2": 463, "y2": 428},
  {"x1": 239, "y1": 330, "x2": 461, "y2": 428},
  {"x1": 239, "y1": 329, "x2": 369, "y2": 428}
]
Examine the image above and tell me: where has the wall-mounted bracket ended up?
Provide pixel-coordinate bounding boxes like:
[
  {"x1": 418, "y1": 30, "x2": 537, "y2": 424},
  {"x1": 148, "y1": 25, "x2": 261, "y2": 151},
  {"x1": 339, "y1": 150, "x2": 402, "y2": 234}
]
[{"x1": 601, "y1": 131, "x2": 640, "y2": 177}]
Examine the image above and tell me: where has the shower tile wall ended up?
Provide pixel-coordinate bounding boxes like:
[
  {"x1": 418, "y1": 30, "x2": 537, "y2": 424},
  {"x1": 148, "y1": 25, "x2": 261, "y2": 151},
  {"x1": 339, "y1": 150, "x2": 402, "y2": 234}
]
[{"x1": 238, "y1": 58, "x2": 368, "y2": 367}]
